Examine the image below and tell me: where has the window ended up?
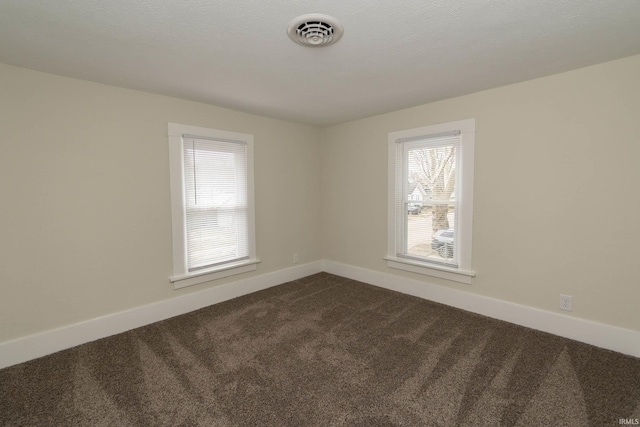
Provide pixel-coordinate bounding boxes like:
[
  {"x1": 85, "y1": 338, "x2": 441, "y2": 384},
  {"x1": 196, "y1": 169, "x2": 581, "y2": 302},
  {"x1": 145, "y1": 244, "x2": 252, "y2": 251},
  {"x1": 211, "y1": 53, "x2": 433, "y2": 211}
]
[
  {"x1": 386, "y1": 119, "x2": 475, "y2": 284},
  {"x1": 168, "y1": 123, "x2": 259, "y2": 289}
]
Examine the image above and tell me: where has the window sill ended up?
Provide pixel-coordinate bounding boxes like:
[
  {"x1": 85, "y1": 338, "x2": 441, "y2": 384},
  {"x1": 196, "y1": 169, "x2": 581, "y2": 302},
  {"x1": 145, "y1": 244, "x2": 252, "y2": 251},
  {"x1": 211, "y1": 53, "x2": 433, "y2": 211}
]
[
  {"x1": 171, "y1": 258, "x2": 261, "y2": 289},
  {"x1": 383, "y1": 256, "x2": 475, "y2": 285}
]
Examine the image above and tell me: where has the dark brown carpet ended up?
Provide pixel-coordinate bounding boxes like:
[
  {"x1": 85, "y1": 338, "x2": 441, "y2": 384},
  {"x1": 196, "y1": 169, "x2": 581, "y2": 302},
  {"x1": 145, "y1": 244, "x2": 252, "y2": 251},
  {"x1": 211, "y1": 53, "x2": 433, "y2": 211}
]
[{"x1": 1, "y1": 273, "x2": 639, "y2": 426}]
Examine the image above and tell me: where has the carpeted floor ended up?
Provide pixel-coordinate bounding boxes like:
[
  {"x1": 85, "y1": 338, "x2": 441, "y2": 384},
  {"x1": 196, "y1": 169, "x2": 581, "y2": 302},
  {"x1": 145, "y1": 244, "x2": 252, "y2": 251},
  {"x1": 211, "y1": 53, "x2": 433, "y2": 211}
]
[{"x1": 1, "y1": 272, "x2": 639, "y2": 426}]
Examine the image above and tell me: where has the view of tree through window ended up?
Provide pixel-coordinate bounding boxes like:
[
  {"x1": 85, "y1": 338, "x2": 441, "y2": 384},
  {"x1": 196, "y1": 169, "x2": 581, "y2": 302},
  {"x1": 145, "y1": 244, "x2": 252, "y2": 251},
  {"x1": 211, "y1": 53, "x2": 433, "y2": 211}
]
[
  {"x1": 389, "y1": 119, "x2": 474, "y2": 279},
  {"x1": 405, "y1": 140, "x2": 458, "y2": 265}
]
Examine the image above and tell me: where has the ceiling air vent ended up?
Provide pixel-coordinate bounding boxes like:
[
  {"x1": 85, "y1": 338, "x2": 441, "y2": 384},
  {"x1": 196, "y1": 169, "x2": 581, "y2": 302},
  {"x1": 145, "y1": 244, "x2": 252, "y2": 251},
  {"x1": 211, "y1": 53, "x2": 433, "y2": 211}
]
[{"x1": 287, "y1": 14, "x2": 344, "y2": 48}]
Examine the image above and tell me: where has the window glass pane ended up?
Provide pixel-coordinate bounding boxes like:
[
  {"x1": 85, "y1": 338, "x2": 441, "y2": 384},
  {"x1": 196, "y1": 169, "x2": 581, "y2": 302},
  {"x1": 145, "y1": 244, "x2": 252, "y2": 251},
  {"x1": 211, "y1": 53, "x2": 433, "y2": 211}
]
[
  {"x1": 406, "y1": 204, "x2": 457, "y2": 265},
  {"x1": 402, "y1": 140, "x2": 458, "y2": 266},
  {"x1": 407, "y1": 144, "x2": 457, "y2": 203},
  {"x1": 184, "y1": 138, "x2": 248, "y2": 271}
]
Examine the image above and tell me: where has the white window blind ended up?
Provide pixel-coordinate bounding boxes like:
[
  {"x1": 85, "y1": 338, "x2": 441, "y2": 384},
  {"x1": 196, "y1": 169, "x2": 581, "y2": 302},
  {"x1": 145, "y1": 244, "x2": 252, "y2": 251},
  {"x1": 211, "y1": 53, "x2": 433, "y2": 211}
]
[
  {"x1": 395, "y1": 131, "x2": 461, "y2": 267},
  {"x1": 182, "y1": 136, "x2": 249, "y2": 272}
]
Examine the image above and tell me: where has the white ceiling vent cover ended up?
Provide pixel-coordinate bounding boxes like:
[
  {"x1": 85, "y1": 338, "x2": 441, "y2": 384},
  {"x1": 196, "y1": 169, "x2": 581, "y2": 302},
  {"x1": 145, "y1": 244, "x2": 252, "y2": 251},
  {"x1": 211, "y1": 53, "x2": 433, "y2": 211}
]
[{"x1": 287, "y1": 14, "x2": 344, "y2": 48}]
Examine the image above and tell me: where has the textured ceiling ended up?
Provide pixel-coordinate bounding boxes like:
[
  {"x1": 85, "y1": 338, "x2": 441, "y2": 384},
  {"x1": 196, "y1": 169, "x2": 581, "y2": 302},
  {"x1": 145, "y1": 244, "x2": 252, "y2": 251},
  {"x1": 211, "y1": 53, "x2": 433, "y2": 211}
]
[{"x1": 1, "y1": 1, "x2": 640, "y2": 126}]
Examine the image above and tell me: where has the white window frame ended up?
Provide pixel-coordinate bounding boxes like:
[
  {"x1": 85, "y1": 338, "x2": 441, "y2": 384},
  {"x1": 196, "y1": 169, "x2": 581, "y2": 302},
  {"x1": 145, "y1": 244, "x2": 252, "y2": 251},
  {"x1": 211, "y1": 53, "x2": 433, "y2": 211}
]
[
  {"x1": 168, "y1": 123, "x2": 259, "y2": 289},
  {"x1": 385, "y1": 118, "x2": 476, "y2": 284}
]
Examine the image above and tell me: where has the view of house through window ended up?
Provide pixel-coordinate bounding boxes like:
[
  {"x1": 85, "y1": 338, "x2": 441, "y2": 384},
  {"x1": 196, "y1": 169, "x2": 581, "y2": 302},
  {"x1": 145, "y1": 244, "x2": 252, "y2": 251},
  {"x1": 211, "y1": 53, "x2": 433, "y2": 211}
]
[
  {"x1": 402, "y1": 134, "x2": 459, "y2": 266},
  {"x1": 388, "y1": 118, "x2": 475, "y2": 280}
]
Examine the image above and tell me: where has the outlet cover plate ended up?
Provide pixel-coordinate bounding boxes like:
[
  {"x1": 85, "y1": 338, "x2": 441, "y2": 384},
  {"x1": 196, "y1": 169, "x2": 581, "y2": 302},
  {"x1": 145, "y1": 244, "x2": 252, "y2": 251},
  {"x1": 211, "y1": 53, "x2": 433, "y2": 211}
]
[{"x1": 560, "y1": 294, "x2": 573, "y2": 311}]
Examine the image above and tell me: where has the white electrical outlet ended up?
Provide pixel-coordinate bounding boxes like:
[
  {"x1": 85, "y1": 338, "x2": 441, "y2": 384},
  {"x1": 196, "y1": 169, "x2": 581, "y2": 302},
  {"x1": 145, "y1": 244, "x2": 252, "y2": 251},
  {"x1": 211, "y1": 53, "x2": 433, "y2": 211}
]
[
  {"x1": 560, "y1": 294, "x2": 573, "y2": 311},
  {"x1": 293, "y1": 253, "x2": 299, "y2": 264}
]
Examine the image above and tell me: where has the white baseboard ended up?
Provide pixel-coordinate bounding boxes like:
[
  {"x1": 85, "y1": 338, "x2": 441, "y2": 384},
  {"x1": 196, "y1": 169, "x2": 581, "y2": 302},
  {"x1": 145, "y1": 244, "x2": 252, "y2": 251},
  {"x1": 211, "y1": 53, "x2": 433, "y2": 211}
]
[
  {"x1": 323, "y1": 260, "x2": 640, "y2": 358},
  {"x1": 2, "y1": 259, "x2": 638, "y2": 370},
  {"x1": 0, "y1": 261, "x2": 323, "y2": 370}
]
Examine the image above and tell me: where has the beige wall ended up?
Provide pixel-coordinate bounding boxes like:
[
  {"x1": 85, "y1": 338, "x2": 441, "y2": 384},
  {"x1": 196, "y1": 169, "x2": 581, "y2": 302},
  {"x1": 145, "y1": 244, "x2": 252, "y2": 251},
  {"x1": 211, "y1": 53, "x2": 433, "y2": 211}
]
[
  {"x1": 2, "y1": 54, "x2": 639, "y2": 345},
  {"x1": 321, "y1": 54, "x2": 640, "y2": 332},
  {"x1": 0, "y1": 64, "x2": 322, "y2": 342}
]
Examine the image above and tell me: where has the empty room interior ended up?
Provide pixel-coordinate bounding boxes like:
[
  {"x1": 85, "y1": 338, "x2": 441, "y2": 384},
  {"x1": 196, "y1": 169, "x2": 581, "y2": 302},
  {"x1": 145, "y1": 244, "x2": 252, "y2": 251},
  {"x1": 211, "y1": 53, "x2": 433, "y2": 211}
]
[{"x1": 1, "y1": 1, "x2": 640, "y2": 426}]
